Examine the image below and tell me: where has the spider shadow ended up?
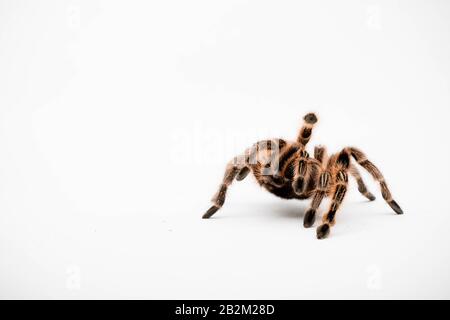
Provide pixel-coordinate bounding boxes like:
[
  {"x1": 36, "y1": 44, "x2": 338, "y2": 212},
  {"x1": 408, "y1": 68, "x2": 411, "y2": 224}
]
[
  {"x1": 261, "y1": 198, "x2": 389, "y2": 221},
  {"x1": 210, "y1": 200, "x2": 308, "y2": 220},
  {"x1": 250, "y1": 200, "x2": 309, "y2": 220},
  {"x1": 213, "y1": 197, "x2": 393, "y2": 221}
]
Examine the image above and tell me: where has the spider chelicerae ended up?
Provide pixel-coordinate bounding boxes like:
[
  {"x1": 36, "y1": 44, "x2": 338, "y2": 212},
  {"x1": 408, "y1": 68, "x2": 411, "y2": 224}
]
[{"x1": 202, "y1": 113, "x2": 403, "y2": 239}]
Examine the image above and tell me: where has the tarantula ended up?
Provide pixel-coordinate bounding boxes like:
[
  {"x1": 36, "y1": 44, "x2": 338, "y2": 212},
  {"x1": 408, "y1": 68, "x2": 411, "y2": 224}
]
[{"x1": 202, "y1": 113, "x2": 403, "y2": 239}]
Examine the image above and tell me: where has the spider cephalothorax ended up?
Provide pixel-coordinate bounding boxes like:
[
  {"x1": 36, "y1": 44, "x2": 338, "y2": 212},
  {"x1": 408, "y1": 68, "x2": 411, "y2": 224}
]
[{"x1": 202, "y1": 113, "x2": 403, "y2": 239}]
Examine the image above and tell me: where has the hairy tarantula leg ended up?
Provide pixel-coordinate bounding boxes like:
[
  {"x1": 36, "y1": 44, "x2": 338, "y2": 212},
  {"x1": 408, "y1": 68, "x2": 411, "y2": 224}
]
[
  {"x1": 314, "y1": 145, "x2": 327, "y2": 164},
  {"x1": 292, "y1": 149, "x2": 309, "y2": 195},
  {"x1": 349, "y1": 164, "x2": 376, "y2": 201},
  {"x1": 202, "y1": 162, "x2": 240, "y2": 219},
  {"x1": 347, "y1": 147, "x2": 403, "y2": 215},
  {"x1": 297, "y1": 112, "x2": 318, "y2": 146},
  {"x1": 316, "y1": 150, "x2": 351, "y2": 239},
  {"x1": 236, "y1": 166, "x2": 250, "y2": 181},
  {"x1": 303, "y1": 170, "x2": 331, "y2": 228}
]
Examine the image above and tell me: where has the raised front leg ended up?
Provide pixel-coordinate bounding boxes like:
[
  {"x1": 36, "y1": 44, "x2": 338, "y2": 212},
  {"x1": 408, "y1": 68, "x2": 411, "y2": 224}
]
[{"x1": 297, "y1": 113, "x2": 318, "y2": 146}]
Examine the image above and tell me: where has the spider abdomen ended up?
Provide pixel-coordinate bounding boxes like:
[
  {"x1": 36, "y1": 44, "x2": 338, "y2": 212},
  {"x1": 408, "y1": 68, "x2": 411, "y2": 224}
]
[{"x1": 262, "y1": 182, "x2": 313, "y2": 200}]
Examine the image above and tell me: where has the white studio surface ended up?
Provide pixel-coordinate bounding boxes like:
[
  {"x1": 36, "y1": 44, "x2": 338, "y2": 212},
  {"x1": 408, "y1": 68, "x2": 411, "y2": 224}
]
[{"x1": 1, "y1": 0, "x2": 450, "y2": 299}]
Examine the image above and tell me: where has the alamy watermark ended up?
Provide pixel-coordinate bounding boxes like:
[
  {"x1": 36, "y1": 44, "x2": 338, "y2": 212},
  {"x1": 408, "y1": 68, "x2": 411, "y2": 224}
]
[
  {"x1": 66, "y1": 265, "x2": 81, "y2": 291},
  {"x1": 366, "y1": 264, "x2": 382, "y2": 291},
  {"x1": 366, "y1": 5, "x2": 382, "y2": 31},
  {"x1": 170, "y1": 123, "x2": 283, "y2": 175}
]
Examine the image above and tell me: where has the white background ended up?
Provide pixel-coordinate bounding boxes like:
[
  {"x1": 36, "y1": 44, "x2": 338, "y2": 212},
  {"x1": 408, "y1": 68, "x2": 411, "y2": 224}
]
[{"x1": 1, "y1": 0, "x2": 450, "y2": 299}]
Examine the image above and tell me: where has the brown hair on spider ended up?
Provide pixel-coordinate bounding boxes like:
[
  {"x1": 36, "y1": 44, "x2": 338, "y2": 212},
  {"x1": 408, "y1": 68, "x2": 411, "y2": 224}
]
[{"x1": 202, "y1": 112, "x2": 403, "y2": 239}]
